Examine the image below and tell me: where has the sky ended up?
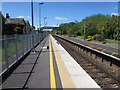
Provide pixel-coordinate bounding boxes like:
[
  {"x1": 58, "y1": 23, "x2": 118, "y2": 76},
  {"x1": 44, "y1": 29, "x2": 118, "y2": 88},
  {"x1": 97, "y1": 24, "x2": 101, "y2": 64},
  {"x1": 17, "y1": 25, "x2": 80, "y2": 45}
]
[{"x1": 2, "y1": 2, "x2": 119, "y2": 29}]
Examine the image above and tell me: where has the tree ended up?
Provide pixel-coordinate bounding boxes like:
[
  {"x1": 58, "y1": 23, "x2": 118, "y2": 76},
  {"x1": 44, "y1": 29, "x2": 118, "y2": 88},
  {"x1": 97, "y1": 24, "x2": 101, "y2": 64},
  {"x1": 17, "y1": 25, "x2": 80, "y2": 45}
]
[
  {"x1": 51, "y1": 14, "x2": 120, "y2": 41},
  {"x1": 3, "y1": 23, "x2": 24, "y2": 35}
]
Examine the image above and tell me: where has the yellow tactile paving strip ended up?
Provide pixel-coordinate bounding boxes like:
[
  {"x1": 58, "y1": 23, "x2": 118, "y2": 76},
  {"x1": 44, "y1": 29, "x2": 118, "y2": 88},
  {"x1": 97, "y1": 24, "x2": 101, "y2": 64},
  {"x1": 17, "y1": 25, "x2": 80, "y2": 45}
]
[
  {"x1": 50, "y1": 35, "x2": 76, "y2": 88},
  {"x1": 49, "y1": 36, "x2": 56, "y2": 89}
]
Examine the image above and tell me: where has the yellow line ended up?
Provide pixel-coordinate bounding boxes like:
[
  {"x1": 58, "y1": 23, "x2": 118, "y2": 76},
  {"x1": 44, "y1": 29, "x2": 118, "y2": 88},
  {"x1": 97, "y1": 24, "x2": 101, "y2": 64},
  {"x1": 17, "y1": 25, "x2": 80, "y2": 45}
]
[
  {"x1": 49, "y1": 36, "x2": 56, "y2": 89},
  {"x1": 101, "y1": 49, "x2": 106, "y2": 52},
  {"x1": 111, "y1": 52, "x2": 118, "y2": 55},
  {"x1": 98, "y1": 48, "x2": 102, "y2": 50}
]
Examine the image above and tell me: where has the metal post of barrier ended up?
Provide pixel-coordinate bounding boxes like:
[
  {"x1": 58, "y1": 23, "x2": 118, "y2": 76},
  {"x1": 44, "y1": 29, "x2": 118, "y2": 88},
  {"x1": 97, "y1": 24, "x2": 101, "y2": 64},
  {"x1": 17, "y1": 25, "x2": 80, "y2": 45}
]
[
  {"x1": 28, "y1": 35, "x2": 29, "y2": 51},
  {"x1": 39, "y1": 33, "x2": 40, "y2": 43},
  {"x1": 110, "y1": 60, "x2": 112, "y2": 66},
  {"x1": 26, "y1": 35, "x2": 28, "y2": 52},
  {"x1": 102, "y1": 55, "x2": 104, "y2": 62},
  {"x1": 25, "y1": 35, "x2": 27, "y2": 53},
  {"x1": 28, "y1": 35, "x2": 30, "y2": 51},
  {"x1": 23, "y1": 35, "x2": 25, "y2": 55},
  {"x1": 95, "y1": 54, "x2": 97, "y2": 58},
  {"x1": 22, "y1": 35, "x2": 24, "y2": 56},
  {"x1": 37, "y1": 34, "x2": 39, "y2": 44},
  {"x1": 35, "y1": 34, "x2": 37, "y2": 45},
  {"x1": 30, "y1": 34, "x2": 32, "y2": 49},
  {"x1": 4, "y1": 35, "x2": 9, "y2": 72},
  {"x1": 34, "y1": 34, "x2": 36, "y2": 46},
  {"x1": 14, "y1": 34, "x2": 18, "y2": 62},
  {"x1": 39, "y1": 33, "x2": 41, "y2": 42}
]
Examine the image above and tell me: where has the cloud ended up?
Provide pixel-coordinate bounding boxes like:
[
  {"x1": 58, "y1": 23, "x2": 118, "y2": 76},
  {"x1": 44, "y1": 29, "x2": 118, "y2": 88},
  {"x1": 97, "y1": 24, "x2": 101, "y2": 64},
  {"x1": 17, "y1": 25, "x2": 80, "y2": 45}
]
[
  {"x1": 54, "y1": 17, "x2": 68, "y2": 20},
  {"x1": 17, "y1": 16, "x2": 25, "y2": 18},
  {"x1": 26, "y1": 16, "x2": 31, "y2": 18},
  {"x1": 112, "y1": 13, "x2": 120, "y2": 16},
  {"x1": 17, "y1": 16, "x2": 31, "y2": 19}
]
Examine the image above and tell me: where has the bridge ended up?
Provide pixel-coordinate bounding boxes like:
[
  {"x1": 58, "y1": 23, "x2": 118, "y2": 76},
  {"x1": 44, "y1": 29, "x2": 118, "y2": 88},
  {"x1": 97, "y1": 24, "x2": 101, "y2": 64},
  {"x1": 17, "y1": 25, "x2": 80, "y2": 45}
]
[{"x1": 41, "y1": 26, "x2": 59, "y2": 30}]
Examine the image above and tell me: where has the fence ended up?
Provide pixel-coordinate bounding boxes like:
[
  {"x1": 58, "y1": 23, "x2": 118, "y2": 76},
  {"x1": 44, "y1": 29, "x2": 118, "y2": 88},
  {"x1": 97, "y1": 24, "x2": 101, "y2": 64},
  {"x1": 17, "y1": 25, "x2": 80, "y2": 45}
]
[{"x1": 0, "y1": 32, "x2": 47, "y2": 76}]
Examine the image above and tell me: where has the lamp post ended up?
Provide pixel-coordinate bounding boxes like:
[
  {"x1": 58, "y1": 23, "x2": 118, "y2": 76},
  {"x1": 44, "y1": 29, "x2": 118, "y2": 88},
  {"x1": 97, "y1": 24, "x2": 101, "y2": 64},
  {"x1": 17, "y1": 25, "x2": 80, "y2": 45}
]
[
  {"x1": 46, "y1": 22, "x2": 48, "y2": 26},
  {"x1": 44, "y1": 17, "x2": 47, "y2": 27},
  {"x1": 31, "y1": 0, "x2": 36, "y2": 52},
  {"x1": 39, "y1": 2, "x2": 44, "y2": 31},
  {"x1": 84, "y1": 22, "x2": 86, "y2": 40},
  {"x1": 83, "y1": 19, "x2": 87, "y2": 41}
]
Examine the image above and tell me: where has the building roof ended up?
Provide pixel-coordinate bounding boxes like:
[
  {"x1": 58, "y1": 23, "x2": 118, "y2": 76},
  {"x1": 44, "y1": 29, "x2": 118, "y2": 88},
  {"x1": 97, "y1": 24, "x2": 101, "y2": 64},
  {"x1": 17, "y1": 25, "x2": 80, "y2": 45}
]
[
  {"x1": 25, "y1": 20, "x2": 31, "y2": 26},
  {"x1": 7, "y1": 18, "x2": 26, "y2": 25}
]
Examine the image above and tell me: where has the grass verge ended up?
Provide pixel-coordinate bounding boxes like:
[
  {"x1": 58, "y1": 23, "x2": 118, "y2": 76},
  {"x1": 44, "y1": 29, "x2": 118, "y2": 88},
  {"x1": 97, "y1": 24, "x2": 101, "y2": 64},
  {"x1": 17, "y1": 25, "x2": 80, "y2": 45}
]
[{"x1": 105, "y1": 39, "x2": 120, "y2": 45}]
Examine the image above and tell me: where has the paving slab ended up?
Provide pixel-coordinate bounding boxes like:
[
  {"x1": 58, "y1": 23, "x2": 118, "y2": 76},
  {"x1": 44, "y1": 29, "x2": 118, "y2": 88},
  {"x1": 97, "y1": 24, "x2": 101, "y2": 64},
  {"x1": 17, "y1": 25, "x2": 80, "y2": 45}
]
[
  {"x1": 13, "y1": 64, "x2": 33, "y2": 73},
  {"x1": 2, "y1": 73, "x2": 29, "y2": 89},
  {"x1": 26, "y1": 38, "x2": 50, "y2": 88}
]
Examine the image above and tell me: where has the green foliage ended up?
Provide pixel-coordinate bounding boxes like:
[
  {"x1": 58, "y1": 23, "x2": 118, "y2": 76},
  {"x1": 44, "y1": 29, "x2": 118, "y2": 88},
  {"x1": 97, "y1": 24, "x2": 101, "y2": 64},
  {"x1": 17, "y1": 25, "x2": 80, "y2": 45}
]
[
  {"x1": 51, "y1": 14, "x2": 119, "y2": 42},
  {"x1": 3, "y1": 23, "x2": 24, "y2": 35},
  {"x1": 93, "y1": 34, "x2": 105, "y2": 41},
  {"x1": 105, "y1": 39, "x2": 120, "y2": 44},
  {"x1": 7, "y1": 42, "x2": 16, "y2": 57},
  {"x1": 14, "y1": 27, "x2": 22, "y2": 34}
]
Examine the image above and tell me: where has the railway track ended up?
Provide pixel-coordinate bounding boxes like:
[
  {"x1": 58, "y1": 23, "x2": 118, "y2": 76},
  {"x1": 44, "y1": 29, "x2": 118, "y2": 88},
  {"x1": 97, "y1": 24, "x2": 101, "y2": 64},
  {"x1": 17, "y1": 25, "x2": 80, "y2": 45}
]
[{"x1": 53, "y1": 35, "x2": 120, "y2": 88}]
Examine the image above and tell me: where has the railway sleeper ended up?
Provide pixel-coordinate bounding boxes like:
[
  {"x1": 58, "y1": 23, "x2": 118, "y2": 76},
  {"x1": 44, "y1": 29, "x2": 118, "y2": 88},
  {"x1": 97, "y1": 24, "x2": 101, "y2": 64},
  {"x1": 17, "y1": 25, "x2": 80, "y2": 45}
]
[
  {"x1": 103, "y1": 84, "x2": 120, "y2": 88},
  {"x1": 91, "y1": 75, "x2": 108, "y2": 79},
  {"x1": 78, "y1": 61, "x2": 90, "y2": 64},
  {"x1": 87, "y1": 71, "x2": 103, "y2": 74},
  {"x1": 82, "y1": 67, "x2": 97, "y2": 70},
  {"x1": 80, "y1": 64, "x2": 93, "y2": 67},
  {"x1": 95, "y1": 77, "x2": 116, "y2": 83},
  {"x1": 98, "y1": 81, "x2": 116, "y2": 86},
  {"x1": 86, "y1": 70, "x2": 102, "y2": 73}
]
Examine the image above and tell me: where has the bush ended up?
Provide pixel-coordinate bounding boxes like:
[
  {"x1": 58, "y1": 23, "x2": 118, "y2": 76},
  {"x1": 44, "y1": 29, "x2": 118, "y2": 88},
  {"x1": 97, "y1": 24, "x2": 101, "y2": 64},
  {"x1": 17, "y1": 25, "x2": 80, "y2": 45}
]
[
  {"x1": 14, "y1": 27, "x2": 23, "y2": 34},
  {"x1": 3, "y1": 23, "x2": 24, "y2": 35},
  {"x1": 68, "y1": 34, "x2": 76, "y2": 37},
  {"x1": 93, "y1": 34, "x2": 105, "y2": 41}
]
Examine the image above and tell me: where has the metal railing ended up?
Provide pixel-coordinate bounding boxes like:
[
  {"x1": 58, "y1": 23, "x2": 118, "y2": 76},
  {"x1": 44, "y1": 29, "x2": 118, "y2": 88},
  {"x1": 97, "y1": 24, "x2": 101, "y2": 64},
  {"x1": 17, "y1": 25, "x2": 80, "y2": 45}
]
[{"x1": 0, "y1": 32, "x2": 47, "y2": 76}]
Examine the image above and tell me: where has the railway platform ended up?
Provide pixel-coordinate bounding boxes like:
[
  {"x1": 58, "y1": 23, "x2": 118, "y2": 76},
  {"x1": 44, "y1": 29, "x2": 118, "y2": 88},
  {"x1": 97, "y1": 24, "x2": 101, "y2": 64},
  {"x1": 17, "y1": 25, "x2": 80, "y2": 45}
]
[{"x1": 2, "y1": 35, "x2": 101, "y2": 89}]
